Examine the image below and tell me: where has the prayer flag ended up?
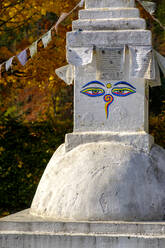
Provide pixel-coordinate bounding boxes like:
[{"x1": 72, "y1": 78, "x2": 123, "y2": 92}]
[
  {"x1": 79, "y1": 0, "x2": 85, "y2": 7},
  {"x1": 96, "y1": 47, "x2": 125, "y2": 80},
  {"x1": 17, "y1": 49, "x2": 27, "y2": 66},
  {"x1": 140, "y1": 1, "x2": 156, "y2": 15},
  {"x1": 154, "y1": 50, "x2": 165, "y2": 77},
  {"x1": 5, "y1": 56, "x2": 14, "y2": 71},
  {"x1": 148, "y1": 58, "x2": 161, "y2": 87},
  {"x1": 129, "y1": 46, "x2": 155, "y2": 80},
  {"x1": 55, "y1": 64, "x2": 74, "y2": 85},
  {"x1": 29, "y1": 40, "x2": 38, "y2": 57},
  {"x1": 42, "y1": 30, "x2": 52, "y2": 48},
  {"x1": 67, "y1": 47, "x2": 93, "y2": 66},
  {"x1": 54, "y1": 13, "x2": 69, "y2": 33}
]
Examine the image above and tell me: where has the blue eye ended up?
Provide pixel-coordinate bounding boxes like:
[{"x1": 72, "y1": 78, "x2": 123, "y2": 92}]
[
  {"x1": 80, "y1": 87, "x2": 105, "y2": 97},
  {"x1": 111, "y1": 87, "x2": 136, "y2": 97}
]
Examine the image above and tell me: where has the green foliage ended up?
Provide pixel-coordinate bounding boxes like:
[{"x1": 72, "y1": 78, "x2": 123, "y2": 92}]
[
  {"x1": 150, "y1": 76, "x2": 165, "y2": 115},
  {"x1": 0, "y1": 112, "x2": 73, "y2": 217},
  {"x1": 150, "y1": 105, "x2": 165, "y2": 148},
  {"x1": 156, "y1": 0, "x2": 165, "y2": 26}
]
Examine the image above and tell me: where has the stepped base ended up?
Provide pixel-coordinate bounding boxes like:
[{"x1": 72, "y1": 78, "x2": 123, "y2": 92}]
[
  {"x1": 1, "y1": 210, "x2": 165, "y2": 248},
  {"x1": 79, "y1": 8, "x2": 140, "y2": 19},
  {"x1": 67, "y1": 30, "x2": 151, "y2": 47},
  {"x1": 72, "y1": 18, "x2": 146, "y2": 31},
  {"x1": 85, "y1": 0, "x2": 135, "y2": 8},
  {"x1": 65, "y1": 131, "x2": 154, "y2": 152}
]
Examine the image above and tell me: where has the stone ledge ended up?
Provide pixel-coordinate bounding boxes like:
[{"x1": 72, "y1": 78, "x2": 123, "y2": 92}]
[
  {"x1": 79, "y1": 8, "x2": 140, "y2": 19},
  {"x1": 85, "y1": 0, "x2": 135, "y2": 9},
  {"x1": 1, "y1": 232, "x2": 165, "y2": 248},
  {"x1": 67, "y1": 30, "x2": 152, "y2": 47},
  {"x1": 65, "y1": 132, "x2": 154, "y2": 153},
  {"x1": 0, "y1": 210, "x2": 165, "y2": 236},
  {"x1": 1, "y1": 210, "x2": 165, "y2": 248},
  {"x1": 72, "y1": 18, "x2": 146, "y2": 31}
]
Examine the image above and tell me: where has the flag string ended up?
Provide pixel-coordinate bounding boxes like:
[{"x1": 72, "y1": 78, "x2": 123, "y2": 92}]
[
  {"x1": 0, "y1": 0, "x2": 85, "y2": 78},
  {"x1": 0, "y1": 0, "x2": 164, "y2": 79}
]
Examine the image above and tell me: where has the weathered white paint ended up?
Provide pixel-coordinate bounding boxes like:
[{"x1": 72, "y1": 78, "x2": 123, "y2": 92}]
[
  {"x1": 30, "y1": 142, "x2": 165, "y2": 221},
  {"x1": 73, "y1": 51, "x2": 149, "y2": 133},
  {"x1": 66, "y1": 0, "x2": 151, "y2": 134},
  {"x1": 85, "y1": 0, "x2": 135, "y2": 8},
  {"x1": 67, "y1": 30, "x2": 151, "y2": 47},
  {"x1": 72, "y1": 18, "x2": 146, "y2": 31},
  {"x1": 1, "y1": 1, "x2": 165, "y2": 248},
  {"x1": 1, "y1": 210, "x2": 165, "y2": 248},
  {"x1": 29, "y1": 0, "x2": 163, "y2": 223},
  {"x1": 79, "y1": 8, "x2": 140, "y2": 19},
  {"x1": 65, "y1": 131, "x2": 154, "y2": 152}
]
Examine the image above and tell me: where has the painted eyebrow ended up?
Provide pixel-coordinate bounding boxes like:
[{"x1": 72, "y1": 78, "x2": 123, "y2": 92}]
[
  {"x1": 82, "y1": 81, "x2": 105, "y2": 88},
  {"x1": 114, "y1": 81, "x2": 136, "y2": 89}
]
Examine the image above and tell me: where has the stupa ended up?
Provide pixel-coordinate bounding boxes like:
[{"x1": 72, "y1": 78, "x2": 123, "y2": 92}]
[
  {"x1": 1, "y1": 1, "x2": 165, "y2": 247},
  {"x1": 30, "y1": 0, "x2": 165, "y2": 221}
]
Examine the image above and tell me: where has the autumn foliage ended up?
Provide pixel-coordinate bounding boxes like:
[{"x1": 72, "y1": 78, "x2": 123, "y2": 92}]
[
  {"x1": 0, "y1": 0, "x2": 79, "y2": 121},
  {"x1": 0, "y1": 0, "x2": 165, "y2": 217}
]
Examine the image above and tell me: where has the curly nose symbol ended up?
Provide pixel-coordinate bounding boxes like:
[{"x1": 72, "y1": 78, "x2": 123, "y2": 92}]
[{"x1": 103, "y1": 94, "x2": 114, "y2": 119}]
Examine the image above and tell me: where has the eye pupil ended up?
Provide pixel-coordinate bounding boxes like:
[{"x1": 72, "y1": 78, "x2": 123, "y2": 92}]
[{"x1": 92, "y1": 90, "x2": 99, "y2": 94}]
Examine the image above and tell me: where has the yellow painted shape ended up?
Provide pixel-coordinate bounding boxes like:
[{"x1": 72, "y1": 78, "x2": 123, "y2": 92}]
[{"x1": 106, "y1": 83, "x2": 112, "y2": 89}]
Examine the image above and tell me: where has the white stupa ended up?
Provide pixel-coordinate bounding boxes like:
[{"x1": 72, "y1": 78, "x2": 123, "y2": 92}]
[{"x1": 30, "y1": 0, "x2": 165, "y2": 221}]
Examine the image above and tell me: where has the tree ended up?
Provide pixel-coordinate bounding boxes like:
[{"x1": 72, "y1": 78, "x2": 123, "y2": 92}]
[{"x1": 0, "y1": 0, "x2": 79, "y2": 121}]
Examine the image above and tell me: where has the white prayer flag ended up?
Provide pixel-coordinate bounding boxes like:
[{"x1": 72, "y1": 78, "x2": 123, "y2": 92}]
[
  {"x1": 67, "y1": 47, "x2": 93, "y2": 66},
  {"x1": 55, "y1": 64, "x2": 74, "y2": 85},
  {"x1": 42, "y1": 30, "x2": 52, "y2": 48},
  {"x1": 140, "y1": 1, "x2": 156, "y2": 15},
  {"x1": 129, "y1": 46, "x2": 155, "y2": 80},
  {"x1": 154, "y1": 50, "x2": 165, "y2": 77},
  {"x1": 147, "y1": 58, "x2": 161, "y2": 87},
  {"x1": 79, "y1": 0, "x2": 84, "y2": 7},
  {"x1": 54, "y1": 13, "x2": 69, "y2": 33},
  {"x1": 17, "y1": 49, "x2": 27, "y2": 66},
  {"x1": 29, "y1": 40, "x2": 38, "y2": 58},
  {"x1": 5, "y1": 56, "x2": 14, "y2": 71},
  {"x1": 96, "y1": 47, "x2": 125, "y2": 80}
]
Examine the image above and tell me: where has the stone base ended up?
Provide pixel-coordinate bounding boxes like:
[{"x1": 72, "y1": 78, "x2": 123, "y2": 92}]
[
  {"x1": 79, "y1": 8, "x2": 140, "y2": 19},
  {"x1": 1, "y1": 210, "x2": 165, "y2": 248},
  {"x1": 65, "y1": 131, "x2": 154, "y2": 152},
  {"x1": 67, "y1": 30, "x2": 151, "y2": 47},
  {"x1": 72, "y1": 18, "x2": 146, "y2": 31}
]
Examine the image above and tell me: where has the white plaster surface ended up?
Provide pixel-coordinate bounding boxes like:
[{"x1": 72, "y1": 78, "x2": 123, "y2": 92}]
[
  {"x1": 30, "y1": 0, "x2": 159, "y2": 226},
  {"x1": 67, "y1": 1, "x2": 151, "y2": 133},
  {"x1": 73, "y1": 52, "x2": 149, "y2": 133},
  {"x1": 1, "y1": 210, "x2": 165, "y2": 248},
  {"x1": 85, "y1": 0, "x2": 135, "y2": 8},
  {"x1": 67, "y1": 30, "x2": 152, "y2": 47},
  {"x1": 72, "y1": 18, "x2": 146, "y2": 31},
  {"x1": 30, "y1": 142, "x2": 165, "y2": 221},
  {"x1": 1, "y1": 232, "x2": 165, "y2": 248},
  {"x1": 65, "y1": 131, "x2": 154, "y2": 152},
  {"x1": 79, "y1": 8, "x2": 140, "y2": 19}
]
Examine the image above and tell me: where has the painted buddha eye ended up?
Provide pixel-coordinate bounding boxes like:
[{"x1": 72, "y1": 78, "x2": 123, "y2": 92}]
[
  {"x1": 80, "y1": 87, "x2": 105, "y2": 97},
  {"x1": 111, "y1": 87, "x2": 136, "y2": 97}
]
